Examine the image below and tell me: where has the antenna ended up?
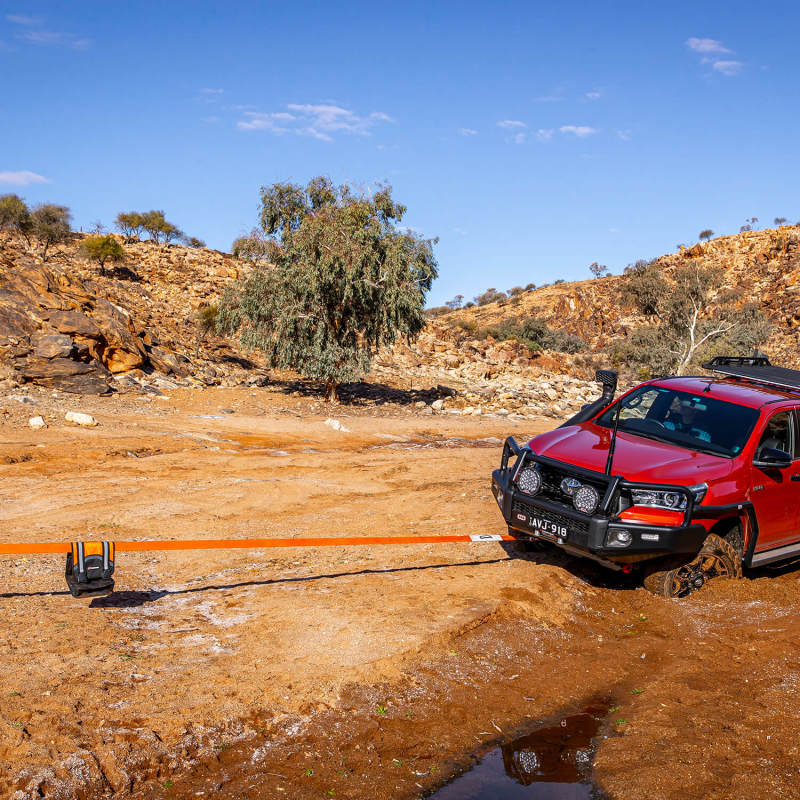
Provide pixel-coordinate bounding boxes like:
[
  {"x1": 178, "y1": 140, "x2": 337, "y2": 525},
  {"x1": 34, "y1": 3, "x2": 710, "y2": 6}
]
[{"x1": 604, "y1": 398, "x2": 622, "y2": 476}]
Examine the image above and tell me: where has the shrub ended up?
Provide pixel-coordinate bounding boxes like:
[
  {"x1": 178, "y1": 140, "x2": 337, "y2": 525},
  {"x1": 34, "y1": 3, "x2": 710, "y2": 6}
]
[
  {"x1": 589, "y1": 262, "x2": 609, "y2": 278},
  {"x1": 232, "y1": 230, "x2": 276, "y2": 263},
  {"x1": 698, "y1": 229, "x2": 714, "y2": 241},
  {"x1": 508, "y1": 286, "x2": 524, "y2": 297},
  {"x1": 775, "y1": 217, "x2": 788, "y2": 226},
  {"x1": 524, "y1": 283, "x2": 536, "y2": 291},
  {"x1": 79, "y1": 234, "x2": 125, "y2": 275},
  {"x1": 464, "y1": 301, "x2": 475, "y2": 308},
  {"x1": 29, "y1": 204, "x2": 71, "y2": 260},
  {"x1": 115, "y1": 211, "x2": 146, "y2": 239},
  {"x1": 474, "y1": 287, "x2": 507, "y2": 306},
  {"x1": 184, "y1": 236, "x2": 206, "y2": 248},
  {"x1": 195, "y1": 303, "x2": 219, "y2": 355},
  {"x1": 445, "y1": 294, "x2": 464, "y2": 310},
  {"x1": 142, "y1": 210, "x2": 183, "y2": 244},
  {"x1": 0, "y1": 194, "x2": 32, "y2": 242}
]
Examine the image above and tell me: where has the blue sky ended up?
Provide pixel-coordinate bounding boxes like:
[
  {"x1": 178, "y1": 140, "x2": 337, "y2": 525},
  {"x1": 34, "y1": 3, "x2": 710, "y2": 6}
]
[{"x1": 2, "y1": 1, "x2": 799, "y2": 306}]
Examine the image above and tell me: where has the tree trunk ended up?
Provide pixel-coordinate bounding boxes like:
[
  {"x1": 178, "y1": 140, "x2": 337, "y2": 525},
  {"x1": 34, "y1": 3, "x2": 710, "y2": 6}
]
[{"x1": 324, "y1": 377, "x2": 339, "y2": 403}]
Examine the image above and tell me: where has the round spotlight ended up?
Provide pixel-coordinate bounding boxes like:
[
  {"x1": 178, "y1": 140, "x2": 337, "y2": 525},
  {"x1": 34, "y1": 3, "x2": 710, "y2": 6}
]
[
  {"x1": 573, "y1": 485, "x2": 599, "y2": 515},
  {"x1": 517, "y1": 466, "x2": 542, "y2": 495}
]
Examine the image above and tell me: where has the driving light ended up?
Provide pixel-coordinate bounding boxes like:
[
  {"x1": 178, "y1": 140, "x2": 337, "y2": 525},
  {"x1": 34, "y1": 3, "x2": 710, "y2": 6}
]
[
  {"x1": 607, "y1": 528, "x2": 632, "y2": 547},
  {"x1": 573, "y1": 485, "x2": 599, "y2": 515},
  {"x1": 517, "y1": 466, "x2": 542, "y2": 496},
  {"x1": 560, "y1": 477, "x2": 582, "y2": 496}
]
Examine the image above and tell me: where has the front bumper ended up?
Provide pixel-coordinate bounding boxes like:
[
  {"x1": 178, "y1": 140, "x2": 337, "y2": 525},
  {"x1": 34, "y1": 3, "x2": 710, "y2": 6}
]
[{"x1": 492, "y1": 460, "x2": 708, "y2": 562}]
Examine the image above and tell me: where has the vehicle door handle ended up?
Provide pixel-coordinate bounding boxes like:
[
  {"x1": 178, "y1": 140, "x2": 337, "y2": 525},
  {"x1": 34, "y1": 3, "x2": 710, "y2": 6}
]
[{"x1": 791, "y1": 475, "x2": 800, "y2": 482}]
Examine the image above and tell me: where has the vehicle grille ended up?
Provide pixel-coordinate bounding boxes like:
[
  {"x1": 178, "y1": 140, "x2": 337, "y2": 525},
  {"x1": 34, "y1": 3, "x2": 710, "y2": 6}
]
[
  {"x1": 512, "y1": 499, "x2": 590, "y2": 534},
  {"x1": 515, "y1": 459, "x2": 609, "y2": 517}
]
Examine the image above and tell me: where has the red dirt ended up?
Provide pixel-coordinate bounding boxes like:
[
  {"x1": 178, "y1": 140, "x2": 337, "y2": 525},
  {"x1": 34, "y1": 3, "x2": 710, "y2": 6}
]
[{"x1": 2, "y1": 386, "x2": 800, "y2": 799}]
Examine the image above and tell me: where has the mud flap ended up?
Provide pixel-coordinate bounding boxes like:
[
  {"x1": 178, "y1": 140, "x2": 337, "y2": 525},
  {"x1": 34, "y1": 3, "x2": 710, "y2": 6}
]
[{"x1": 65, "y1": 542, "x2": 115, "y2": 597}]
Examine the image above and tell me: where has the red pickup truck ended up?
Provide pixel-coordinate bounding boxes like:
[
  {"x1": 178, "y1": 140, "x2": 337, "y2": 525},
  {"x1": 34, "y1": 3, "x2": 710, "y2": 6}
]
[{"x1": 492, "y1": 356, "x2": 800, "y2": 596}]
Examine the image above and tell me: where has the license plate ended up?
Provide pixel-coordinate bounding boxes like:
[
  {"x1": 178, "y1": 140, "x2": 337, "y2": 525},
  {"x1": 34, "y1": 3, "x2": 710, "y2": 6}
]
[{"x1": 515, "y1": 511, "x2": 568, "y2": 539}]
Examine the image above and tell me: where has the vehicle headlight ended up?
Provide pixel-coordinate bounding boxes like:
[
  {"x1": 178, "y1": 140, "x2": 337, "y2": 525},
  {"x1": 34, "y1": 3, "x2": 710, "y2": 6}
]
[
  {"x1": 573, "y1": 485, "x2": 599, "y2": 515},
  {"x1": 630, "y1": 483, "x2": 707, "y2": 510},
  {"x1": 517, "y1": 466, "x2": 542, "y2": 496}
]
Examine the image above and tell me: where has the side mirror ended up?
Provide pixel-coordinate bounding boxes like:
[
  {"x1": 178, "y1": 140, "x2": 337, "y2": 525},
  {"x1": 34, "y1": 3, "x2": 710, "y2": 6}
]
[{"x1": 754, "y1": 447, "x2": 792, "y2": 469}]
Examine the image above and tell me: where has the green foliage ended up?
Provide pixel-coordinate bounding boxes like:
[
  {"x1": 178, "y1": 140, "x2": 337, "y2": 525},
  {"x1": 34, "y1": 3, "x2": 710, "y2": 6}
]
[
  {"x1": 79, "y1": 234, "x2": 125, "y2": 274},
  {"x1": 589, "y1": 261, "x2": 609, "y2": 278},
  {"x1": 194, "y1": 304, "x2": 219, "y2": 356},
  {"x1": 507, "y1": 286, "x2": 524, "y2": 297},
  {"x1": 474, "y1": 315, "x2": 585, "y2": 354},
  {"x1": 474, "y1": 287, "x2": 507, "y2": 306},
  {"x1": 116, "y1": 210, "x2": 188, "y2": 244},
  {"x1": 616, "y1": 261, "x2": 770, "y2": 374},
  {"x1": 445, "y1": 294, "x2": 464, "y2": 309},
  {"x1": 0, "y1": 194, "x2": 31, "y2": 239},
  {"x1": 218, "y1": 178, "x2": 438, "y2": 401},
  {"x1": 621, "y1": 259, "x2": 664, "y2": 318},
  {"x1": 231, "y1": 229, "x2": 277, "y2": 263},
  {"x1": 524, "y1": 283, "x2": 536, "y2": 291},
  {"x1": 142, "y1": 210, "x2": 183, "y2": 244},
  {"x1": 115, "y1": 211, "x2": 146, "y2": 239},
  {"x1": 775, "y1": 217, "x2": 788, "y2": 226},
  {"x1": 30, "y1": 204, "x2": 71, "y2": 260},
  {"x1": 698, "y1": 229, "x2": 714, "y2": 241},
  {"x1": 184, "y1": 236, "x2": 206, "y2": 248}
]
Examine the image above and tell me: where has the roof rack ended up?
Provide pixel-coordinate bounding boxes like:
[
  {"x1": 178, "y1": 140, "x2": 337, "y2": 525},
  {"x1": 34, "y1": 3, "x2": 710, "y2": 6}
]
[{"x1": 703, "y1": 355, "x2": 800, "y2": 393}]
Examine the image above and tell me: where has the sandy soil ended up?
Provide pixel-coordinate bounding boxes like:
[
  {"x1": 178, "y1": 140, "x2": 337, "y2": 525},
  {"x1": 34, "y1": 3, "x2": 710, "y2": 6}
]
[{"x1": 2, "y1": 385, "x2": 800, "y2": 800}]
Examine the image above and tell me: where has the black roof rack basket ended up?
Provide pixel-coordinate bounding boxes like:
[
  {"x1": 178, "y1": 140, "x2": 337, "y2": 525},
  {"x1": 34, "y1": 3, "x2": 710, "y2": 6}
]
[{"x1": 703, "y1": 355, "x2": 800, "y2": 393}]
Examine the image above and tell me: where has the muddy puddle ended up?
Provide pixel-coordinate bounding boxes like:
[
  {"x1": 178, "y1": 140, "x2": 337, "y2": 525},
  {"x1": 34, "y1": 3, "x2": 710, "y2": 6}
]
[{"x1": 429, "y1": 699, "x2": 610, "y2": 799}]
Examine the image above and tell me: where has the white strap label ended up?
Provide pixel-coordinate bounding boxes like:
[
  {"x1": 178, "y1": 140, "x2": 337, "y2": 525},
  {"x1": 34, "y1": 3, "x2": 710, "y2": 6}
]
[{"x1": 470, "y1": 534, "x2": 503, "y2": 542}]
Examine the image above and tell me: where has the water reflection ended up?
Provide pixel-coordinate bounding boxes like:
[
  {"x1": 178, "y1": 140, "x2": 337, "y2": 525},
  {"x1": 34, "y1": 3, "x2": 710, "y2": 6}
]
[{"x1": 430, "y1": 699, "x2": 609, "y2": 799}]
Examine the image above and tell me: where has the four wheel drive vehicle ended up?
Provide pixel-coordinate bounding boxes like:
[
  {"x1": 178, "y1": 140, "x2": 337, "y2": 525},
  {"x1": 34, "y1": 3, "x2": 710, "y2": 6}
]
[{"x1": 492, "y1": 356, "x2": 800, "y2": 597}]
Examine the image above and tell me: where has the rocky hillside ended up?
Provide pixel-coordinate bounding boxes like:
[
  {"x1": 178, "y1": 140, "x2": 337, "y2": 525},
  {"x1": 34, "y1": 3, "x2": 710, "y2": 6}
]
[
  {"x1": 0, "y1": 234, "x2": 266, "y2": 396},
  {"x1": 1, "y1": 226, "x2": 798, "y2": 418}
]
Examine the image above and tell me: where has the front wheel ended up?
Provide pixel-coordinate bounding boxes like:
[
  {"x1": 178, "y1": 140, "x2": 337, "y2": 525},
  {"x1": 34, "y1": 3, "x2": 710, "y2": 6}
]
[{"x1": 643, "y1": 533, "x2": 742, "y2": 598}]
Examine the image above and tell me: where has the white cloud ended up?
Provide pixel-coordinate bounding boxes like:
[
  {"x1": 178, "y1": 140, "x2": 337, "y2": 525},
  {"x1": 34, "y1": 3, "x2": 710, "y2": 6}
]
[
  {"x1": 15, "y1": 29, "x2": 89, "y2": 49},
  {"x1": 686, "y1": 37, "x2": 732, "y2": 55},
  {"x1": 497, "y1": 119, "x2": 526, "y2": 129},
  {"x1": 459, "y1": 128, "x2": 478, "y2": 136},
  {"x1": 237, "y1": 104, "x2": 392, "y2": 140},
  {"x1": 512, "y1": 132, "x2": 526, "y2": 145},
  {"x1": 0, "y1": 170, "x2": 50, "y2": 186},
  {"x1": 533, "y1": 95, "x2": 561, "y2": 103},
  {"x1": 559, "y1": 125, "x2": 599, "y2": 137},
  {"x1": 537, "y1": 129, "x2": 554, "y2": 141},
  {"x1": 6, "y1": 14, "x2": 39, "y2": 25},
  {"x1": 200, "y1": 87, "x2": 224, "y2": 95},
  {"x1": 617, "y1": 129, "x2": 632, "y2": 141},
  {"x1": 585, "y1": 90, "x2": 602, "y2": 100},
  {"x1": 712, "y1": 60, "x2": 743, "y2": 76}
]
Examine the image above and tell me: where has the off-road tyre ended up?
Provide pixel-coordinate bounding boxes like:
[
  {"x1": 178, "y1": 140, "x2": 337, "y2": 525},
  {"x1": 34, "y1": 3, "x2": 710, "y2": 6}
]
[{"x1": 643, "y1": 533, "x2": 742, "y2": 598}]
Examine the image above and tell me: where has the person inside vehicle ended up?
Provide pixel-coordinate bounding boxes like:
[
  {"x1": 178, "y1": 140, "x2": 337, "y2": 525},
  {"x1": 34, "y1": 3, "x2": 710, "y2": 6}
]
[{"x1": 663, "y1": 398, "x2": 711, "y2": 442}]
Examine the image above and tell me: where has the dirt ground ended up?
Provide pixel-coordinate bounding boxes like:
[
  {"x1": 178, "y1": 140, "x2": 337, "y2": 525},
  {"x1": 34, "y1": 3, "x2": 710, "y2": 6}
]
[{"x1": 2, "y1": 385, "x2": 800, "y2": 800}]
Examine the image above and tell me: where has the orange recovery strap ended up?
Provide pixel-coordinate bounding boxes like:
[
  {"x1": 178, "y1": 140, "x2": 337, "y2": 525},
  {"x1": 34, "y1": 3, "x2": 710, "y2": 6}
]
[{"x1": 0, "y1": 532, "x2": 516, "y2": 556}]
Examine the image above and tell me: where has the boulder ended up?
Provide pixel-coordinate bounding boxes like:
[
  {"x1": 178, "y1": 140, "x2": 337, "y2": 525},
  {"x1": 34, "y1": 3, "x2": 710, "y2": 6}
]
[
  {"x1": 65, "y1": 412, "x2": 98, "y2": 427},
  {"x1": 32, "y1": 334, "x2": 74, "y2": 360},
  {"x1": 28, "y1": 416, "x2": 46, "y2": 430}
]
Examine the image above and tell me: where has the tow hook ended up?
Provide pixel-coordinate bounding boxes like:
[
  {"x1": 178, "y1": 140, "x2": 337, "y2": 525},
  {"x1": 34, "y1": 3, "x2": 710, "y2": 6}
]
[{"x1": 689, "y1": 572, "x2": 705, "y2": 589}]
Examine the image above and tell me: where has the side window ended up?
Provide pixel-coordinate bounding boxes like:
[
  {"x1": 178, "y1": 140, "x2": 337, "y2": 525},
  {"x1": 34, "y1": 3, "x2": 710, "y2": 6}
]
[{"x1": 758, "y1": 411, "x2": 795, "y2": 458}]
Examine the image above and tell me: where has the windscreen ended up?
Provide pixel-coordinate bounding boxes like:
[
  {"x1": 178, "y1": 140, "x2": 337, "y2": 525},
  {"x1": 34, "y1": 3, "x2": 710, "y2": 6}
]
[{"x1": 595, "y1": 385, "x2": 759, "y2": 458}]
